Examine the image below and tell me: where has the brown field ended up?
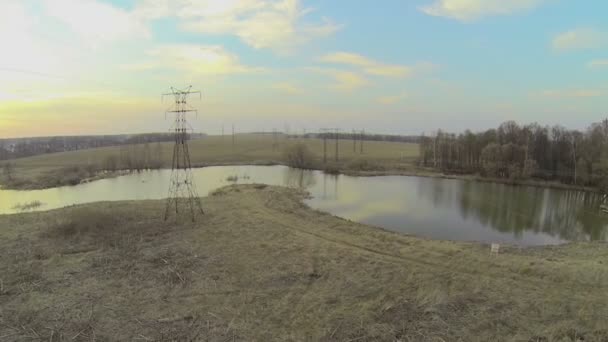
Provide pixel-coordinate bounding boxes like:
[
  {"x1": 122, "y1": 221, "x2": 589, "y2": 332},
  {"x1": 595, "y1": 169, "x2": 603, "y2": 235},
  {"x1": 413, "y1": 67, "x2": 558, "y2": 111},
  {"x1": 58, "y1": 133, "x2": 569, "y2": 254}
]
[{"x1": 1, "y1": 185, "x2": 607, "y2": 341}]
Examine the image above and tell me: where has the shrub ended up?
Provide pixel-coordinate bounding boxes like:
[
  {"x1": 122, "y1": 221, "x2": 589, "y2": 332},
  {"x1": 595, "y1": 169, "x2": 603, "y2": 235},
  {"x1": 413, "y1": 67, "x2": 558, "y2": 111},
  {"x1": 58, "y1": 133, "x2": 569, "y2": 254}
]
[
  {"x1": 12, "y1": 200, "x2": 44, "y2": 212},
  {"x1": 2, "y1": 162, "x2": 14, "y2": 180},
  {"x1": 346, "y1": 158, "x2": 383, "y2": 171},
  {"x1": 323, "y1": 163, "x2": 341, "y2": 175},
  {"x1": 45, "y1": 208, "x2": 125, "y2": 249},
  {"x1": 283, "y1": 143, "x2": 315, "y2": 169}
]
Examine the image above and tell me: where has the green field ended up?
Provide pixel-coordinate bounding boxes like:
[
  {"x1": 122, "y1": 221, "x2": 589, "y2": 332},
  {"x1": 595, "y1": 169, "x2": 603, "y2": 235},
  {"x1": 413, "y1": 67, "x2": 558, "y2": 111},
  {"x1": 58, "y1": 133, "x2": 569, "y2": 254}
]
[
  {"x1": 1, "y1": 134, "x2": 420, "y2": 189},
  {"x1": 0, "y1": 185, "x2": 606, "y2": 341}
]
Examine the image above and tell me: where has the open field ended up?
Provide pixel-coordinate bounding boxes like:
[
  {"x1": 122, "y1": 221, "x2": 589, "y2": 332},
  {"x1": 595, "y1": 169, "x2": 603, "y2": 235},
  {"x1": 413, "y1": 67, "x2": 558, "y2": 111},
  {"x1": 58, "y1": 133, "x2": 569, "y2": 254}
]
[
  {"x1": 0, "y1": 134, "x2": 419, "y2": 190},
  {"x1": 1, "y1": 184, "x2": 607, "y2": 341}
]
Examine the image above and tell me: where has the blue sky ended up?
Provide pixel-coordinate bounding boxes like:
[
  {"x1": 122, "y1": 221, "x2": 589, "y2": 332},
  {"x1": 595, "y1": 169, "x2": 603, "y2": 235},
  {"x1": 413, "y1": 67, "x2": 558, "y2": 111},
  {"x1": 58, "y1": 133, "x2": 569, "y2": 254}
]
[{"x1": 0, "y1": 0, "x2": 607, "y2": 138}]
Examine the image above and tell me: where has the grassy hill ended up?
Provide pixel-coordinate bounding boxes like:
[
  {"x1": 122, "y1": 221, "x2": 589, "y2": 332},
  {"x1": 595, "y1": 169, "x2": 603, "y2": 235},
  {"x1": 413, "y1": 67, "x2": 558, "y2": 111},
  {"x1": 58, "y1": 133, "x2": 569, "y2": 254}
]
[{"x1": 1, "y1": 185, "x2": 606, "y2": 341}]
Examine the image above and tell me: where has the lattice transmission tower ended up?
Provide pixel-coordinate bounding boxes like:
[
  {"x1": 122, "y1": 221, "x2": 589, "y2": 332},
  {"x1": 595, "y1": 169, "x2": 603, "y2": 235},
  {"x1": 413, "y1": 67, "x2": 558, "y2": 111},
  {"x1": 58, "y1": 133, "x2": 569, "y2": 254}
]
[{"x1": 162, "y1": 86, "x2": 204, "y2": 221}]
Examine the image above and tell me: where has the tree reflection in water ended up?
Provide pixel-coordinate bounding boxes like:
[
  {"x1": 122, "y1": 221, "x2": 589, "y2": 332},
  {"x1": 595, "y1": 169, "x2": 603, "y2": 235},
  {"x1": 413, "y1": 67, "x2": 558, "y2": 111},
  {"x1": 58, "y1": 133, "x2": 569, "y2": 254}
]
[
  {"x1": 419, "y1": 177, "x2": 607, "y2": 242},
  {"x1": 283, "y1": 167, "x2": 317, "y2": 189}
]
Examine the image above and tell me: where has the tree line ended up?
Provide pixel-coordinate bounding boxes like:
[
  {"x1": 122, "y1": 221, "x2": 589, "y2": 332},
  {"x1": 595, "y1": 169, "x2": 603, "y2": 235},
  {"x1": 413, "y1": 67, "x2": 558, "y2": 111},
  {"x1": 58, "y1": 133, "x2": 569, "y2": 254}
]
[
  {"x1": 0, "y1": 133, "x2": 199, "y2": 161},
  {"x1": 419, "y1": 119, "x2": 608, "y2": 189},
  {"x1": 307, "y1": 132, "x2": 420, "y2": 143},
  {"x1": 102, "y1": 141, "x2": 165, "y2": 172}
]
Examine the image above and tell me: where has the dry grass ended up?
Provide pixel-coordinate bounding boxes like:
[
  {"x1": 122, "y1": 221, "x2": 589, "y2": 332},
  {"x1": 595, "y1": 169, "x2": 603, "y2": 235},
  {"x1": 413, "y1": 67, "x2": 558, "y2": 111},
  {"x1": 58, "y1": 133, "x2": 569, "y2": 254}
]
[
  {"x1": 11, "y1": 200, "x2": 44, "y2": 212},
  {"x1": 1, "y1": 185, "x2": 607, "y2": 341}
]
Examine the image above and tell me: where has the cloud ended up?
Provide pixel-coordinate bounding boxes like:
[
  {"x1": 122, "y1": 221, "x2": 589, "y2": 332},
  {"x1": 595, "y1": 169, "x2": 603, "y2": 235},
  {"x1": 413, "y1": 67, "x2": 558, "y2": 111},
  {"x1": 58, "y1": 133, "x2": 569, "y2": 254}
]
[
  {"x1": 420, "y1": 0, "x2": 544, "y2": 21},
  {"x1": 0, "y1": 2, "x2": 95, "y2": 93},
  {"x1": 43, "y1": 0, "x2": 149, "y2": 44},
  {"x1": 272, "y1": 82, "x2": 303, "y2": 95},
  {"x1": 122, "y1": 45, "x2": 260, "y2": 75},
  {"x1": 588, "y1": 59, "x2": 608, "y2": 68},
  {"x1": 552, "y1": 28, "x2": 607, "y2": 51},
  {"x1": 328, "y1": 71, "x2": 368, "y2": 91},
  {"x1": 538, "y1": 89, "x2": 604, "y2": 98},
  {"x1": 319, "y1": 52, "x2": 436, "y2": 78},
  {"x1": 136, "y1": 0, "x2": 340, "y2": 53},
  {"x1": 320, "y1": 52, "x2": 376, "y2": 67},
  {"x1": 308, "y1": 68, "x2": 368, "y2": 91},
  {"x1": 377, "y1": 92, "x2": 407, "y2": 104}
]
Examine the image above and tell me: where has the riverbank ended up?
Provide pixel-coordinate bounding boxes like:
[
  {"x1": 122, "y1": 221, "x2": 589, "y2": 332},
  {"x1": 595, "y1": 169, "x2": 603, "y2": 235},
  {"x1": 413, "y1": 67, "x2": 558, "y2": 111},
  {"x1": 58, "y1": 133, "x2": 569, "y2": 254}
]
[
  {"x1": 1, "y1": 184, "x2": 606, "y2": 340},
  {"x1": 343, "y1": 168, "x2": 600, "y2": 193},
  {"x1": 0, "y1": 134, "x2": 601, "y2": 193},
  {"x1": 2, "y1": 158, "x2": 599, "y2": 195},
  {"x1": 0, "y1": 135, "x2": 418, "y2": 190}
]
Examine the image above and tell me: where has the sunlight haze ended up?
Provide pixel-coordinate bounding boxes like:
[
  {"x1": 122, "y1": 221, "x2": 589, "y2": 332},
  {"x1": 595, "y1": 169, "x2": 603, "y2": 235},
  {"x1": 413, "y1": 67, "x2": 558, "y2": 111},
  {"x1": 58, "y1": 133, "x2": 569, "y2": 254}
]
[{"x1": 1, "y1": 0, "x2": 607, "y2": 138}]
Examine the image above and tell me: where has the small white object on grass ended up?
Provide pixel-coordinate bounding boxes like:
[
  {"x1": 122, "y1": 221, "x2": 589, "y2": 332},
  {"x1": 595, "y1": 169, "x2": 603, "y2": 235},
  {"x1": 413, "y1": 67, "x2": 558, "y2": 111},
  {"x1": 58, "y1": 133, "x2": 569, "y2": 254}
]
[{"x1": 490, "y1": 243, "x2": 500, "y2": 255}]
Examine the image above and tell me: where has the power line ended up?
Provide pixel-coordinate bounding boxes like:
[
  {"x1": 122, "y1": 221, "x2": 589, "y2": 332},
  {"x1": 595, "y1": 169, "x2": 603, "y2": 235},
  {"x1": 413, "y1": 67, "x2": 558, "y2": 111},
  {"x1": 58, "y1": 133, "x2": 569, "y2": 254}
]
[
  {"x1": 273, "y1": 128, "x2": 279, "y2": 151},
  {"x1": 320, "y1": 128, "x2": 330, "y2": 164},
  {"x1": 335, "y1": 128, "x2": 341, "y2": 162},
  {"x1": 360, "y1": 129, "x2": 365, "y2": 154},
  {"x1": 162, "y1": 85, "x2": 204, "y2": 222},
  {"x1": 320, "y1": 128, "x2": 340, "y2": 163}
]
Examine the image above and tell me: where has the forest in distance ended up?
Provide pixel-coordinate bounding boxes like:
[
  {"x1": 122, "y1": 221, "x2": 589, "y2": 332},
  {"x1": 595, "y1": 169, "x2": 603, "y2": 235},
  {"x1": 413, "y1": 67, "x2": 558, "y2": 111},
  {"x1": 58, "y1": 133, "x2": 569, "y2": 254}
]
[
  {"x1": 0, "y1": 133, "x2": 180, "y2": 161},
  {"x1": 419, "y1": 119, "x2": 608, "y2": 190}
]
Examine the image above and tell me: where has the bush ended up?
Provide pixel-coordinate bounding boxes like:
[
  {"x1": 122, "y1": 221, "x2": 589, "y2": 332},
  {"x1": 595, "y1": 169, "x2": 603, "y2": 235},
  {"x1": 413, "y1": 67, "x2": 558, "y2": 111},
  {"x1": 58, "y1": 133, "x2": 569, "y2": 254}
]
[
  {"x1": 283, "y1": 143, "x2": 315, "y2": 169},
  {"x1": 44, "y1": 165, "x2": 99, "y2": 186},
  {"x1": 2, "y1": 162, "x2": 14, "y2": 180},
  {"x1": 45, "y1": 208, "x2": 124, "y2": 248},
  {"x1": 346, "y1": 158, "x2": 383, "y2": 171},
  {"x1": 12, "y1": 200, "x2": 44, "y2": 212},
  {"x1": 323, "y1": 163, "x2": 341, "y2": 174}
]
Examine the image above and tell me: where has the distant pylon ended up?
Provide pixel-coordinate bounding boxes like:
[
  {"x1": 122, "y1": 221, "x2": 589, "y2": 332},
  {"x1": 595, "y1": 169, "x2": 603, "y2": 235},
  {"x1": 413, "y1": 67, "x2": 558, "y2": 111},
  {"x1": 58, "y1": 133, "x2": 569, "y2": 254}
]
[{"x1": 162, "y1": 86, "x2": 204, "y2": 221}]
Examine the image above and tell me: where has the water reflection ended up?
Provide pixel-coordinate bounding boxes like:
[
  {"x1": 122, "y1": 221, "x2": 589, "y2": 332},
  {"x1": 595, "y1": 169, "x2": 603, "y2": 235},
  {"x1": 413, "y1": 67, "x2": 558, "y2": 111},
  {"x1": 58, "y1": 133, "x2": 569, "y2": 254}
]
[
  {"x1": 283, "y1": 167, "x2": 317, "y2": 189},
  {"x1": 1, "y1": 165, "x2": 606, "y2": 245},
  {"x1": 414, "y1": 178, "x2": 607, "y2": 243}
]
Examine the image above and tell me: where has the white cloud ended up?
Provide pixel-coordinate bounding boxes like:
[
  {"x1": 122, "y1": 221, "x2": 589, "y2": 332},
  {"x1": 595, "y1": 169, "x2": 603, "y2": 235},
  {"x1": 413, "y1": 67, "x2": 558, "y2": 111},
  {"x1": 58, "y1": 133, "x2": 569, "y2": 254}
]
[
  {"x1": 377, "y1": 92, "x2": 407, "y2": 104},
  {"x1": 135, "y1": 0, "x2": 340, "y2": 53},
  {"x1": 320, "y1": 52, "x2": 373, "y2": 67},
  {"x1": 320, "y1": 52, "x2": 409, "y2": 77},
  {"x1": 552, "y1": 28, "x2": 607, "y2": 51},
  {"x1": 588, "y1": 59, "x2": 608, "y2": 68},
  {"x1": 272, "y1": 82, "x2": 303, "y2": 95},
  {"x1": 319, "y1": 52, "x2": 437, "y2": 78},
  {"x1": 43, "y1": 0, "x2": 149, "y2": 44},
  {"x1": 328, "y1": 71, "x2": 367, "y2": 91},
  {"x1": 420, "y1": 0, "x2": 544, "y2": 21},
  {"x1": 122, "y1": 45, "x2": 260, "y2": 75},
  {"x1": 539, "y1": 89, "x2": 604, "y2": 98},
  {"x1": 308, "y1": 68, "x2": 368, "y2": 91}
]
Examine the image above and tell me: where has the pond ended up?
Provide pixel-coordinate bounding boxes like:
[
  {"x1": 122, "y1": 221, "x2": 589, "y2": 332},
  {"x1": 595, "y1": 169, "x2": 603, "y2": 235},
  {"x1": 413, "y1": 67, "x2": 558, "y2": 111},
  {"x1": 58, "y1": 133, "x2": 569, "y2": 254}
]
[{"x1": 1, "y1": 165, "x2": 606, "y2": 245}]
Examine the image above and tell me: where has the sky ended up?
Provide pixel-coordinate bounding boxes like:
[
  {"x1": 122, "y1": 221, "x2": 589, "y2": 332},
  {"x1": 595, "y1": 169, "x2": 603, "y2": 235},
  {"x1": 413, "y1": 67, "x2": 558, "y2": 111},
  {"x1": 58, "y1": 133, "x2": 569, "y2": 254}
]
[{"x1": 0, "y1": 0, "x2": 607, "y2": 138}]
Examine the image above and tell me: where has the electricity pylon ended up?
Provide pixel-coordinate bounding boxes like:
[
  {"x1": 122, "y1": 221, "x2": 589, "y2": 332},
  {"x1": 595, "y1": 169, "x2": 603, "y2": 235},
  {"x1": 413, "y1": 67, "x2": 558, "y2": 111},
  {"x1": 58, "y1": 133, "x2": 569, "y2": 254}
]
[{"x1": 162, "y1": 86, "x2": 204, "y2": 221}]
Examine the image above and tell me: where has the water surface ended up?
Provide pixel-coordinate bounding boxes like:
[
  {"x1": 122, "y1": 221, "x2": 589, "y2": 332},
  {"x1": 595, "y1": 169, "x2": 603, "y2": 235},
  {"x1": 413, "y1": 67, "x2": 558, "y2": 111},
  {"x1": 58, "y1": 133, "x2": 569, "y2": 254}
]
[{"x1": 1, "y1": 165, "x2": 606, "y2": 245}]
